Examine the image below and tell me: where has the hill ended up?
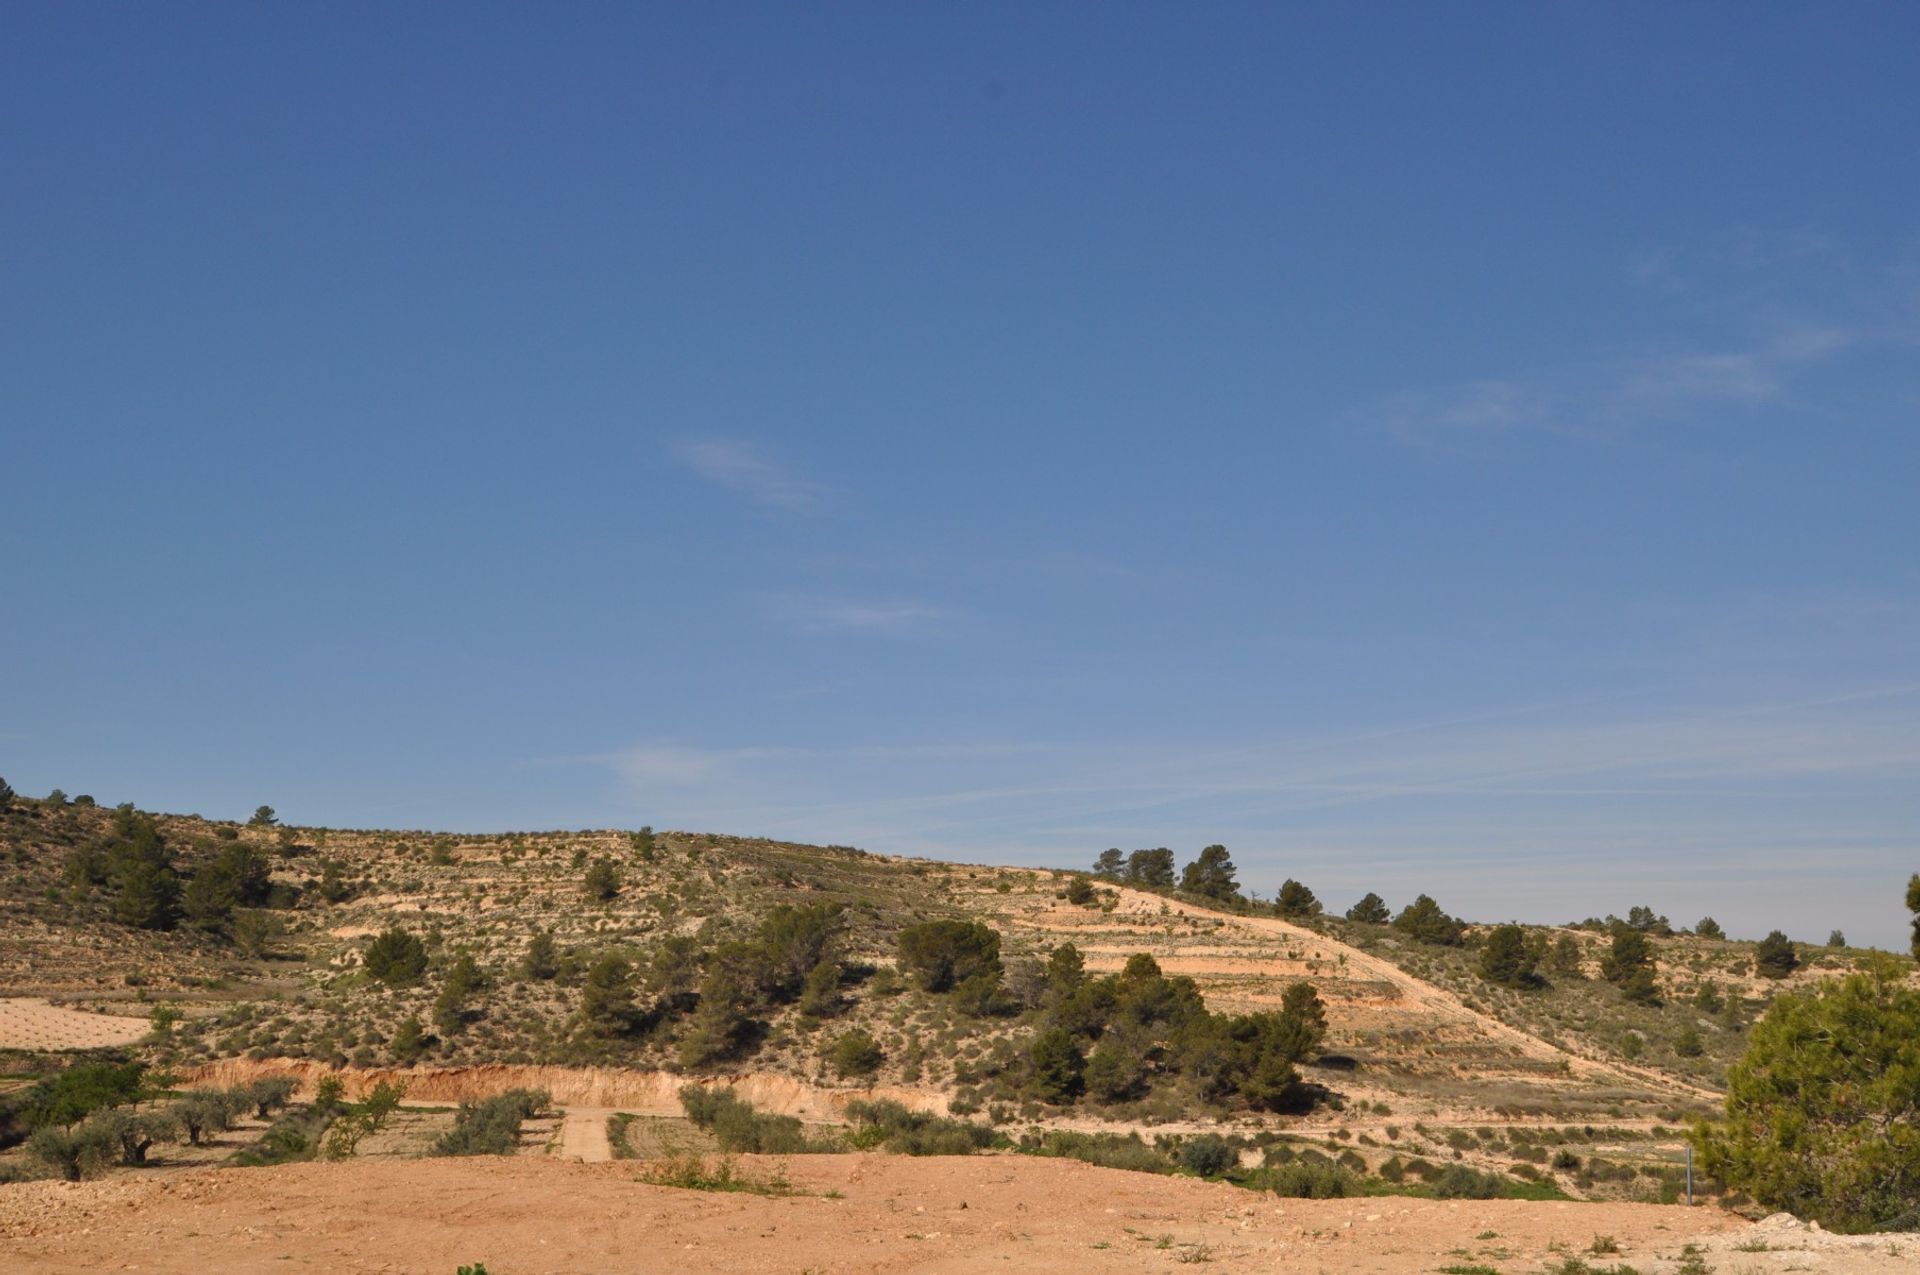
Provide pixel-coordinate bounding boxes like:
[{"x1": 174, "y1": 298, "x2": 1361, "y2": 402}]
[{"x1": 0, "y1": 792, "x2": 1903, "y2": 1207}]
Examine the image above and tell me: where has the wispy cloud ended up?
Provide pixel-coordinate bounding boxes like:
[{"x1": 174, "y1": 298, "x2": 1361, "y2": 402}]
[
  {"x1": 1372, "y1": 327, "x2": 1854, "y2": 449},
  {"x1": 763, "y1": 593, "x2": 954, "y2": 635},
  {"x1": 1368, "y1": 229, "x2": 1920, "y2": 450},
  {"x1": 673, "y1": 438, "x2": 830, "y2": 512}
]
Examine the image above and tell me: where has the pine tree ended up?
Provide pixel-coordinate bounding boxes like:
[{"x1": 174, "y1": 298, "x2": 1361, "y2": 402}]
[
  {"x1": 1754, "y1": 930, "x2": 1799, "y2": 979},
  {"x1": 1345, "y1": 892, "x2": 1391, "y2": 924},
  {"x1": 1478, "y1": 924, "x2": 1538, "y2": 988}
]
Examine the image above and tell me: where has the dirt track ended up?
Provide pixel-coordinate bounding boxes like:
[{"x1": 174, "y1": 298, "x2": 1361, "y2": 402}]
[{"x1": 6, "y1": 1152, "x2": 1897, "y2": 1275}]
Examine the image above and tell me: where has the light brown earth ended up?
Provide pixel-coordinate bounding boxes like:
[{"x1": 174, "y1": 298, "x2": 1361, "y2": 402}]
[
  {"x1": 15, "y1": 1152, "x2": 1901, "y2": 1275},
  {"x1": 0, "y1": 997, "x2": 151, "y2": 1050}
]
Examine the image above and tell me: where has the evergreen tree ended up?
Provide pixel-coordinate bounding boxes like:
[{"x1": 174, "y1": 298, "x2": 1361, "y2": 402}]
[
  {"x1": 1693, "y1": 964, "x2": 1920, "y2": 1232},
  {"x1": 583, "y1": 857, "x2": 621, "y2": 901},
  {"x1": 104, "y1": 809, "x2": 179, "y2": 931},
  {"x1": 1478, "y1": 924, "x2": 1538, "y2": 988},
  {"x1": 1029, "y1": 1027, "x2": 1086, "y2": 1103},
  {"x1": 1179, "y1": 845, "x2": 1240, "y2": 901},
  {"x1": 1045, "y1": 943, "x2": 1086, "y2": 1002},
  {"x1": 1695, "y1": 916, "x2": 1726, "y2": 940},
  {"x1": 0, "y1": 776, "x2": 13, "y2": 811},
  {"x1": 1754, "y1": 930, "x2": 1799, "y2": 979},
  {"x1": 248, "y1": 806, "x2": 277, "y2": 827},
  {"x1": 522, "y1": 931, "x2": 558, "y2": 980},
  {"x1": 1125, "y1": 847, "x2": 1177, "y2": 889},
  {"x1": 579, "y1": 952, "x2": 636, "y2": 1035},
  {"x1": 897, "y1": 920, "x2": 1002, "y2": 993},
  {"x1": 1092, "y1": 848, "x2": 1126, "y2": 878},
  {"x1": 1392, "y1": 894, "x2": 1465, "y2": 946},
  {"x1": 363, "y1": 928, "x2": 429, "y2": 986},
  {"x1": 1908, "y1": 874, "x2": 1920, "y2": 960},
  {"x1": 1274, "y1": 878, "x2": 1320, "y2": 917},
  {"x1": 1345, "y1": 892, "x2": 1390, "y2": 924}
]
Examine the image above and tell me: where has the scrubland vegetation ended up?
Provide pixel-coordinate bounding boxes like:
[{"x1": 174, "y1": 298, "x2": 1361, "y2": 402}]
[{"x1": 2, "y1": 780, "x2": 1917, "y2": 1233}]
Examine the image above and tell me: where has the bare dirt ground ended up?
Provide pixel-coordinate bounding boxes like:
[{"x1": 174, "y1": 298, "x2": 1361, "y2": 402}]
[
  {"x1": 0, "y1": 997, "x2": 152, "y2": 1050},
  {"x1": 5, "y1": 1152, "x2": 1901, "y2": 1275}
]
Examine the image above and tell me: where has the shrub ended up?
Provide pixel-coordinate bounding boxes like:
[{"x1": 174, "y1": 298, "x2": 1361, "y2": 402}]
[
  {"x1": 1019, "y1": 1129, "x2": 1171, "y2": 1174},
  {"x1": 1431, "y1": 1165, "x2": 1507, "y2": 1199},
  {"x1": 845, "y1": 1099, "x2": 996, "y2": 1156},
  {"x1": 1695, "y1": 916, "x2": 1725, "y2": 940},
  {"x1": 827, "y1": 1029, "x2": 884, "y2": 1079},
  {"x1": 363, "y1": 928, "x2": 429, "y2": 986},
  {"x1": 14, "y1": 1061, "x2": 145, "y2": 1131},
  {"x1": 433, "y1": 1089, "x2": 549, "y2": 1157},
  {"x1": 26, "y1": 1123, "x2": 117, "y2": 1180},
  {"x1": 1178, "y1": 1134, "x2": 1237, "y2": 1178},
  {"x1": 1267, "y1": 1161, "x2": 1357, "y2": 1198},
  {"x1": 678, "y1": 1086, "x2": 819, "y2": 1154},
  {"x1": 583, "y1": 858, "x2": 621, "y2": 901}
]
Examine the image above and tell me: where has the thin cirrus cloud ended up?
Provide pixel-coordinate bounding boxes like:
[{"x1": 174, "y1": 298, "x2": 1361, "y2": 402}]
[
  {"x1": 672, "y1": 438, "x2": 831, "y2": 512},
  {"x1": 1369, "y1": 328, "x2": 1855, "y2": 449}
]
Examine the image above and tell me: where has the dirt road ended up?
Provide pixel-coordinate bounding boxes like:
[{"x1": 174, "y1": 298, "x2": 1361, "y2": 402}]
[
  {"x1": 4, "y1": 1152, "x2": 1892, "y2": 1275},
  {"x1": 556, "y1": 1106, "x2": 615, "y2": 1162}
]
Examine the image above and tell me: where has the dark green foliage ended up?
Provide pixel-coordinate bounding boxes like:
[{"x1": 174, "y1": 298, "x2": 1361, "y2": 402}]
[
  {"x1": 391, "y1": 1015, "x2": 427, "y2": 1063},
  {"x1": 1393, "y1": 894, "x2": 1465, "y2": 946},
  {"x1": 1266, "y1": 1160, "x2": 1357, "y2": 1197},
  {"x1": 756, "y1": 903, "x2": 845, "y2": 1002},
  {"x1": 579, "y1": 952, "x2": 637, "y2": 1035},
  {"x1": 1345, "y1": 892, "x2": 1391, "y2": 924},
  {"x1": 827, "y1": 1028, "x2": 883, "y2": 1078},
  {"x1": 94, "y1": 1108, "x2": 180, "y2": 1165},
  {"x1": 1478, "y1": 924, "x2": 1539, "y2": 988},
  {"x1": 249, "y1": 806, "x2": 278, "y2": 827},
  {"x1": 679, "y1": 1085, "x2": 819, "y2": 1153},
  {"x1": 1045, "y1": 943, "x2": 1086, "y2": 1003},
  {"x1": 1017, "y1": 1129, "x2": 1172, "y2": 1174},
  {"x1": 1618, "y1": 966, "x2": 1661, "y2": 1007},
  {"x1": 1548, "y1": 934, "x2": 1584, "y2": 978},
  {"x1": 174, "y1": 1088, "x2": 244, "y2": 1145},
  {"x1": 317, "y1": 858, "x2": 354, "y2": 904},
  {"x1": 183, "y1": 841, "x2": 272, "y2": 933},
  {"x1": 1908, "y1": 874, "x2": 1920, "y2": 959},
  {"x1": 1693, "y1": 964, "x2": 1920, "y2": 1232},
  {"x1": 245, "y1": 1077, "x2": 297, "y2": 1119},
  {"x1": 897, "y1": 920, "x2": 1003, "y2": 993},
  {"x1": 434, "y1": 953, "x2": 483, "y2": 1037},
  {"x1": 1693, "y1": 982, "x2": 1724, "y2": 1014},
  {"x1": 1063, "y1": 875, "x2": 1097, "y2": 905},
  {"x1": 363, "y1": 928, "x2": 429, "y2": 986},
  {"x1": 1179, "y1": 844, "x2": 1239, "y2": 901},
  {"x1": 1274, "y1": 878, "x2": 1320, "y2": 917},
  {"x1": 1695, "y1": 916, "x2": 1725, "y2": 940},
  {"x1": 1600, "y1": 926, "x2": 1653, "y2": 989},
  {"x1": 522, "y1": 930, "x2": 558, "y2": 980},
  {"x1": 1673, "y1": 1025, "x2": 1704, "y2": 1057},
  {"x1": 1431, "y1": 1164, "x2": 1507, "y2": 1199},
  {"x1": 678, "y1": 943, "x2": 763, "y2": 1066},
  {"x1": 1178, "y1": 1133, "x2": 1236, "y2": 1177},
  {"x1": 432, "y1": 1089, "x2": 549, "y2": 1157},
  {"x1": 1828, "y1": 930, "x2": 1846, "y2": 948},
  {"x1": 583, "y1": 857, "x2": 621, "y2": 900},
  {"x1": 1624, "y1": 905, "x2": 1671, "y2": 935},
  {"x1": 1029, "y1": 1027, "x2": 1086, "y2": 1103},
  {"x1": 1093, "y1": 848, "x2": 1126, "y2": 877},
  {"x1": 797, "y1": 958, "x2": 842, "y2": 1019},
  {"x1": 26, "y1": 1122, "x2": 118, "y2": 1180},
  {"x1": 1754, "y1": 930, "x2": 1798, "y2": 979},
  {"x1": 102, "y1": 807, "x2": 180, "y2": 930},
  {"x1": 1124, "y1": 847, "x2": 1176, "y2": 888},
  {"x1": 0, "y1": 776, "x2": 13, "y2": 810},
  {"x1": 630, "y1": 825, "x2": 656, "y2": 859},
  {"x1": 845, "y1": 1099, "x2": 997, "y2": 1155},
  {"x1": 15, "y1": 1062, "x2": 146, "y2": 1131}
]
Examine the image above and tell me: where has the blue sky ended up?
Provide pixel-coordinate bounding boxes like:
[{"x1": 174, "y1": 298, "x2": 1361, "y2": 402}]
[{"x1": 4, "y1": 5, "x2": 1917, "y2": 947}]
